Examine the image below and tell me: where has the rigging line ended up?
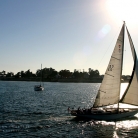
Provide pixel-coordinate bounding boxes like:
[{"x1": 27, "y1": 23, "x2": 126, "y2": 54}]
[{"x1": 96, "y1": 25, "x2": 122, "y2": 72}]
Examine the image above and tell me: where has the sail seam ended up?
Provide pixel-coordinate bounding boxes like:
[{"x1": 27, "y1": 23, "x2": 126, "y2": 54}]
[
  {"x1": 99, "y1": 90, "x2": 106, "y2": 93},
  {"x1": 111, "y1": 56, "x2": 120, "y2": 60},
  {"x1": 117, "y1": 39, "x2": 122, "y2": 42},
  {"x1": 105, "y1": 73, "x2": 114, "y2": 77}
]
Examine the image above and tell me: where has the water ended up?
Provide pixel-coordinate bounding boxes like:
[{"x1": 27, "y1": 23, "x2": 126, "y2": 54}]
[{"x1": 0, "y1": 81, "x2": 138, "y2": 138}]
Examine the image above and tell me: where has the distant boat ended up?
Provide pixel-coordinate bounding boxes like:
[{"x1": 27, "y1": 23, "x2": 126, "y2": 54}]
[
  {"x1": 70, "y1": 22, "x2": 138, "y2": 121},
  {"x1": 34, "y1": 64, "x2": 44, "y2": 91}
]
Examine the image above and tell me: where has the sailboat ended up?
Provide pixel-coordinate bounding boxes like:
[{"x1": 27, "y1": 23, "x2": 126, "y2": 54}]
[
  {"x1": 34, "y1": 64, "x2": 44, "y2": 91},
  {"x1": 71, "y1": 22, "x2": 138, "y2": 121}
]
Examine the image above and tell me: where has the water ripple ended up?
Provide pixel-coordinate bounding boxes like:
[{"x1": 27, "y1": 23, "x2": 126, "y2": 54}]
[{"x1": 0, "y1": 81, "x2": 138, "y2": 137}]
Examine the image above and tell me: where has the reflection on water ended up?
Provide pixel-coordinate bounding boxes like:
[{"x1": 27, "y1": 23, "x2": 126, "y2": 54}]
[
  {"x1": 116, "y1": 118, "x2": 138, "y2": 137},
  {"x1": 0, "y1": 81, "x2": 138, "y2": 137}
]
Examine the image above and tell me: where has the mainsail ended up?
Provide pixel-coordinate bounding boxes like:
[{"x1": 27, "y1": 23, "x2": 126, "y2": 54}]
[
  {"x1": 93, "y1": 23, "x2": 125, "y2": 107},
  {"x1": 120, "y1": 27, "x2": 138, "y2": 106}
]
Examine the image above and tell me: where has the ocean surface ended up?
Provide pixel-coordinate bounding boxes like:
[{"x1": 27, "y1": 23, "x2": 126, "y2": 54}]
[{"x1": 0, "y1": 81, "x2": 138, "y2": 138}]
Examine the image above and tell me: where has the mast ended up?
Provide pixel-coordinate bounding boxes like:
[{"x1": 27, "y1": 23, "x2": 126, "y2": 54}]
[
  {"x1": 117, "y1": 21, "x2": 125, "y2": 111},
  {"x1": 40, "y1": 64, "x2": 42, "y2": 85}
]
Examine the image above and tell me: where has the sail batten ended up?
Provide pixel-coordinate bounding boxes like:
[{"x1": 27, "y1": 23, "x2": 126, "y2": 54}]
[
  {"x1": 93, "y1": 23, "x2": 125, "y2": 107},
  {"x1": 105, "y1": 73, "x2": 114, "y2": 77},
  {"x1": 111, "y1": 57, "x2": 120, "y2": 60}
]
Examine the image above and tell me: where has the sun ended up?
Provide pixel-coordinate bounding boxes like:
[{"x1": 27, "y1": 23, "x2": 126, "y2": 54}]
[{"x1": 105, "y1": 0, "x2": 138, "y2": 24}]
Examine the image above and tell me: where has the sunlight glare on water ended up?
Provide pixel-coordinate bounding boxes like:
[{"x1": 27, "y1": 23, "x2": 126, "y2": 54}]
[{"x1": 0, "y1": 81, "x2": 138, "y2": 137}]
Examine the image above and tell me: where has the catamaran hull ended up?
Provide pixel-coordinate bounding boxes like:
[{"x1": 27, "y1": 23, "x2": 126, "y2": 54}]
[{"x1": 71, "y1": 110, "x2": 138, "y2": 121}]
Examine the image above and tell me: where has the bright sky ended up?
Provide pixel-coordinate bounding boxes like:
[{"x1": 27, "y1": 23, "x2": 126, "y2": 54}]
[{"x1": 1, "y1": 0, "x2": 138, "y2": 75}]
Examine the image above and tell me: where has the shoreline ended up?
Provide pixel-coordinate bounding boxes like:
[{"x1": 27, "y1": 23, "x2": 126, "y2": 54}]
[{"x1": 0, "y1": 78, "x2": 129, "y2": 83}]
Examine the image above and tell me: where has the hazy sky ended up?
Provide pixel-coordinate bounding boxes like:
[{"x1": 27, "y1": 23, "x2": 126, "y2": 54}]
[{"x1": 1, "y1": 0, "x2": 138, "y2": 75}]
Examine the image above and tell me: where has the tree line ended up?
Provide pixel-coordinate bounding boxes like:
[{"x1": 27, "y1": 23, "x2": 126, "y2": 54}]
[
  {"x1": 0, "y1": 68, "x2": 100, "y2": 79},
  {"x1": 0, "y1": 67, "x2": 130, "y2": 82}
]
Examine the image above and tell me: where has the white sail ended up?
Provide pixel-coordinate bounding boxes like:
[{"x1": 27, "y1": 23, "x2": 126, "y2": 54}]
[
  {"x1": 93, "y1": 24, "x2": 125, "y2": 107},
  {"x1": 120, "y1": 28, "x2": 138, "y2": 106}
]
